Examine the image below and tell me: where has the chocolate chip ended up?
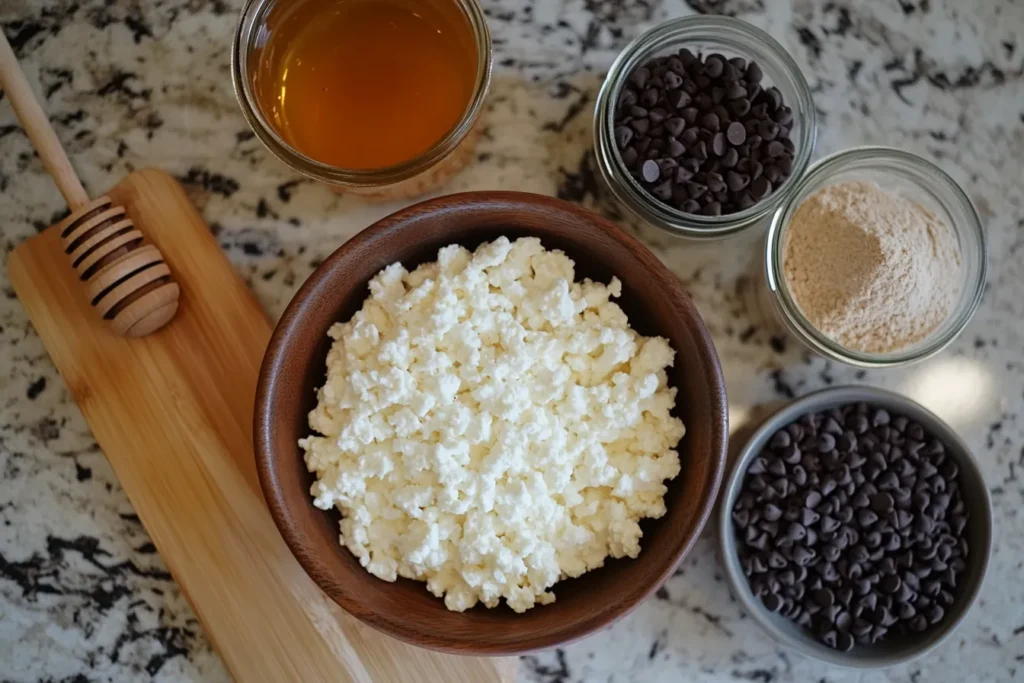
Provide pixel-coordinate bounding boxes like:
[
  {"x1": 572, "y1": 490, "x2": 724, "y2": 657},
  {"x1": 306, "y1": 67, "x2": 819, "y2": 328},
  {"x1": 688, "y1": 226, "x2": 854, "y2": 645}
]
[
  {"x1": 758, "y1": 120, "x2": 780, "y2": 141},
  {"x1": 652, "y1": 180, "x2": 673, "y2": 201},
  {"x1": 629, "y1": 68, "x2": 650, "y2": 89},
  {"x1": 711, "y1": 132, "x2": 727, "y2": 157},
  {"x1": 704, "y1": 56, "x2": 725, "y2": 78},
  {"x1": 614, "y1": 126, "x2": 634, "y2": 149},
  {"x1": 749, "y1": 176, "x2": 772, "y2": 199},
  {"x1": 700, "y1": 201, "x2": 720, "y2": 216},
  {"x1": 663, "y1": 71, "x2": 683, "y2": 90},
  {"x1": 641, "y1": 159, "x2": 660, "y2": 182},
  {"x1": 630, "y1": 117, "x2": 650, "y2": 135},
  {"x1": 616, "y1": 49, "x2": 795, "y2": 215},
  {"x1": 761, "y1": 86, "x2": 782, "y2": 112}
]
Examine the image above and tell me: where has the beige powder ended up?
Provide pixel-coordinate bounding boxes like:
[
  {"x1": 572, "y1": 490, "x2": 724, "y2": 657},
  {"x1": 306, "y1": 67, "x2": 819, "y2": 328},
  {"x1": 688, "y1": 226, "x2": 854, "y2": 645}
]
[{"x1": 783, "y1": 180, "x2": 962, "y2": 353}]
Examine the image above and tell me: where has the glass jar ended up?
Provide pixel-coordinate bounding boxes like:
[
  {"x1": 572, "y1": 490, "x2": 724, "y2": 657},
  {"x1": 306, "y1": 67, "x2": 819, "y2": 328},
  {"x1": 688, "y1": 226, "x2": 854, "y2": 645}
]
[
  {"x1": 762, "y1": 147, "x2": 987, "y2": 367},
  {"x1": 593, "y1": 16, "x2": 817, "y2": 240},
  {"x1": 231, "y1": 0, "x2": 492, "y2": 201}
]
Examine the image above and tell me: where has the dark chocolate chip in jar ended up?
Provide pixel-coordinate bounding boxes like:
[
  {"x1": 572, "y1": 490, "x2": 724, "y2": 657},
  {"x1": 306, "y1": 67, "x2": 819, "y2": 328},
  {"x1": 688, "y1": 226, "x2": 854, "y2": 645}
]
[
  {"x1": 732, "y1": 402, "x2": 971, "y2": 652},
  {"x1": 613, "y1": 48, "x2": 796, "y2": 216}
]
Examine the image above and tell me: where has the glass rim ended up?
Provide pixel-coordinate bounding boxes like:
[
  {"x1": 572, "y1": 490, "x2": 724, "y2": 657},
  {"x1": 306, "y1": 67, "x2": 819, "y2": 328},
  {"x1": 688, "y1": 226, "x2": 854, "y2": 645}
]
[
  {"x1": 231, "y1": 0, "x2": 492, "y2": 187},
  {"x1": 593, "y1": 15, "x2": 817, "y2": 239},
  {"x1": 765, "y1": 146, "x2": 988, "y2": 367}
]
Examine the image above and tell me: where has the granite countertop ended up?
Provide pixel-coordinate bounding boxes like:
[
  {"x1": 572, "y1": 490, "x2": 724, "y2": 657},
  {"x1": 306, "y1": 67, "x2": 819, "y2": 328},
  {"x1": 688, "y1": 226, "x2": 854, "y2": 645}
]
[{"x1": 1, "y1": 0, "x2": 1022, "y2": 681}]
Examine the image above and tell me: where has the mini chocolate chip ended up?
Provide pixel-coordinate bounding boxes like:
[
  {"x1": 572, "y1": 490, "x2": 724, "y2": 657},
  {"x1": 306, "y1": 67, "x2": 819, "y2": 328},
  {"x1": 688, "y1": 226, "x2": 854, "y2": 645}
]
[
  {"x1": 926, "y1": 604, "x2": 945, "y2": 624},
  {"x1": 716, "y1": 120, "x2": 746, "y2": 148},
  {"x1": 701, "y1": 201, "x2": 721, "y2": 216},
  {"x1": 667, "y1": 138, "x2": 686, "y2": 158},
  {"x1": 664, "y1": 116, "x2": 687, "y2": 137},
  {"x1": 792, "y1": 545, "x2": 816, "y2": 566},
  {"x1": 656, "y1": 157, "x2": 677, "y2": 175},
  {"x1": 652, "y1": 180, "x2": 673, "y2": 201},
  {"x1": 765, "y1": 140, "x2": 785, "y2": 158},
  {"x1": 723, "y1": 170, "x2": 749, "y2": 192},
  {"x1": 877, "y1": 470, "x2": 900, "y2": 491},
  {"x1": 775, "y1": 106, "x2": 794, "y2": 127},
  {"x1": 702, "y1": 55, "x2": 723, "y2": 77},
  {"x1": 620, "y1": 146, "x2": 639, "y2": 169},
  {"x1": 630, "y1": 118, "x2": 650, "y2": 135},
  {"x1": 711, "y1": 132, "x2": 727, "y2": 156},
  {"x1": 749, "y1": 176, "x2": 772, "y2": 199},
  {"x1": 679, "y1": 106, "x2": 699, "y2": 124},
  {"x1": 815, "y1": 433, "x2": 836, "y2": 453},
  {"x1": 758, "y1": 119, "x2": 780, "y2": 141},
  {"x1": 720, "y1": 80, "x2": 745, "y2": 101},
  {"x1": 629, "y1": 68, "x2": 650, "y2": 89},
  {"x1": 820, "y1": 631, "x2": 838, "y2": 648},
  {"x1": 701, "y1": 112, "x2": 720, "y2": 132},
  {"x1": 763, "y1": 593, "x2": 783, "y2": 612},
  {"x1": 663, "y1": 71, "x2": 683, "y2": 90},
  {"x1": 614, "y1": 126, "x2": 634, "y2": 149},
  {"x1": 761, "y1": 86, "x2": 782, "y2": 111},
  {"x1": 818, "y1": 543, "x2": 840, "y2": 563},
  {"x1": 705, "y1": 172, "x2": 727, "y2": 194},
  {"x1": 722, "y1": 55, "x2": 745, "y2": 72},
  {"x1": 857, "y1": 509, "x2": 879, "y2": 527},
  {"x1": 724, "y1": 98, "x2": 751, "y2": 119},
  {"x1": 640, "y1": 159, "x2": 660, "y2": 182},
  {"x1": 782, "y1": 445, "x2": 803, "y2": 465},
  {"x1": 685, "y1": 181, "x2": 707, "y2": 199},
  {"x1": 879, "y1": 574, "x2": 901, "y2": 594}
]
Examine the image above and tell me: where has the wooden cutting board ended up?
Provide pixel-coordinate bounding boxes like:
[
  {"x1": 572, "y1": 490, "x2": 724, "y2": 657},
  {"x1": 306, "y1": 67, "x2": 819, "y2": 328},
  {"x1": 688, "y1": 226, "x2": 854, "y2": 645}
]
[{"x1": 7, "y1": 168, "x2": 517, "y2": 683}]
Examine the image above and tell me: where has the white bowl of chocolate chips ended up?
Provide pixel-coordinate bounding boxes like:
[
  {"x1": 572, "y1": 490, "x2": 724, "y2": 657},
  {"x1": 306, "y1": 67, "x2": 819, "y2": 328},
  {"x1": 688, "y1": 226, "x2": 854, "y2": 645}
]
[{"x1": 718, "y1": 386, "x2": 992, "y2": 668}]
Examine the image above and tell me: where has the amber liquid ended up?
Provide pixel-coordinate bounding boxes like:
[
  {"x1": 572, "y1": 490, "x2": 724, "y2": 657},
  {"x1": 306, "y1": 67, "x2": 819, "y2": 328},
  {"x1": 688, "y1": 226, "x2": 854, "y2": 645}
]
[{"x1": 252, "y1": 0, "x2": 478, "y2": 170}]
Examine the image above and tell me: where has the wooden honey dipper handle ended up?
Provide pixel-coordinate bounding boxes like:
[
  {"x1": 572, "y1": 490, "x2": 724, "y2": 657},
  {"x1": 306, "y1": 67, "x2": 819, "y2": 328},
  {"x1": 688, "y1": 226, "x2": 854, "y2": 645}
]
[
  {"x1": 0, "y1": 29, "x2": 178, "y2": 336},
  {"x1": 0, "y1": 32, "x2": 88, "y2": 210}
]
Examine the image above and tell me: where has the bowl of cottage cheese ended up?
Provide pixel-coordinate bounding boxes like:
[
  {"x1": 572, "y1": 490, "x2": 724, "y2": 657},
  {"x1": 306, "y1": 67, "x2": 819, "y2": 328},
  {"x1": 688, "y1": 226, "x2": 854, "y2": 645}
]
[{"x1": 255, "y1": 192, "x2": 728, "y2": 654}]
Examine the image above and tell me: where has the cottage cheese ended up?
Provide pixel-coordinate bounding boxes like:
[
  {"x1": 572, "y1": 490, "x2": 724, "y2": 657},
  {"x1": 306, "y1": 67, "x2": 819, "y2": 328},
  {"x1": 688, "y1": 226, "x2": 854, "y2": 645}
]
[{"x1": 299, "y1": 237, "x2": 685, "y2": 613}]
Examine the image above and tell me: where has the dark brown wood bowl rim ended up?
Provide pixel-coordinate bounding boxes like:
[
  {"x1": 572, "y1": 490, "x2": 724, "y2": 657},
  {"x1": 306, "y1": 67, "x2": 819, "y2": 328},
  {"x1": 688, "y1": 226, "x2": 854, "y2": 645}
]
[{"x1": 254, "y1": 190, "x2": 728, "y2": 654}]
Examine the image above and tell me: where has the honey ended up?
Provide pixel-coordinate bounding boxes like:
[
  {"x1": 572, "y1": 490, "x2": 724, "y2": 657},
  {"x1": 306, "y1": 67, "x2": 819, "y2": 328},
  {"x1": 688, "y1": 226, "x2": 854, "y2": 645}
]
[{"x1": 251, "y1": 0, "x2": 478, "y2": 170}]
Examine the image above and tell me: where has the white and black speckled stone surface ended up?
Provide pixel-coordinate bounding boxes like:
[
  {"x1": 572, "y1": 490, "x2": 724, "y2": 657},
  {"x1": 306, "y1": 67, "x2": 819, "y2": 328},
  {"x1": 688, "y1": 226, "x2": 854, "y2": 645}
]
[{"x1": 1, "y1": 0, "x2": 1021, "y2": 681}]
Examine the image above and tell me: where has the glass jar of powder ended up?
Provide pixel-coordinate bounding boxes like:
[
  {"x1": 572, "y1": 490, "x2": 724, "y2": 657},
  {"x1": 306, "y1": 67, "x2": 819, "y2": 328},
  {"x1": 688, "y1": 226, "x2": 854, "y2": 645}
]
[
  {"x1": 593, "y1": 16, "x2": 817, "y2": 240},
  {"x1": 232, "y1": 0, "x2": 492, "y2": 200},
  {"x1": 761, "y1": 147, "x2": 987, "y2": 367}
]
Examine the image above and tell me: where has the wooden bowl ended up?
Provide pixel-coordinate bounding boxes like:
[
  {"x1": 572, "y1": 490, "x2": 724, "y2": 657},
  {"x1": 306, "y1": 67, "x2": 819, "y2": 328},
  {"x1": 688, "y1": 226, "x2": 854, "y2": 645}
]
[{"x1": 254, "y1": 192, "x2": 728, "y2": 654}]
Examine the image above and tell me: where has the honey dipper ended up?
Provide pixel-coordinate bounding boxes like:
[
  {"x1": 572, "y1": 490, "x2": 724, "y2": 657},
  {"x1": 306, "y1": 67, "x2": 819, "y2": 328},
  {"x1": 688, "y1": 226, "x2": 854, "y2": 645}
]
[{"x1": 0, "y1": 32, "x2": 178, "y2": 336}]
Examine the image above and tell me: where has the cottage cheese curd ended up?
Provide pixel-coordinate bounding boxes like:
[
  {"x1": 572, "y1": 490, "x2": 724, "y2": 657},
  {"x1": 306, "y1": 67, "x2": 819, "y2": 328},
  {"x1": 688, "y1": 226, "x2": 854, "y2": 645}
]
[{"x1": 299, "y1": 237, "x2": 685, "y2": 612}]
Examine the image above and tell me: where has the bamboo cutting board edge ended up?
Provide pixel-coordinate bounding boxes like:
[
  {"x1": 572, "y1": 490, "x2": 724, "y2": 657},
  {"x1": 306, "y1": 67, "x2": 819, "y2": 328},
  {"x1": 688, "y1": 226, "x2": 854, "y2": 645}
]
[{"x1": 8, "y1": 167, "x2": 517, "y2": 683}]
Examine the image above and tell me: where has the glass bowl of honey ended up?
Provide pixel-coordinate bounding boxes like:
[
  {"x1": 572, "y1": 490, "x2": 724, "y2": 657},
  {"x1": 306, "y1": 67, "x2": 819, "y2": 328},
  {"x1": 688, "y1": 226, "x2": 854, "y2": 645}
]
[{"x1": 232, "y1": 0, "x2": 491, "y2": 199}]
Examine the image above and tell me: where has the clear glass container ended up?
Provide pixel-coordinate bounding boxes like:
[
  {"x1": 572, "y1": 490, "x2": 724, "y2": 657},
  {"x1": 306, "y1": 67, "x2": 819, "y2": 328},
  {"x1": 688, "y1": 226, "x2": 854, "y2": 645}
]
[
  {"x1": 231, "y1": 0, "x2": 492, "y2": 200},
  {"x1": 762, "y1": 146, "x2": 987, "y2": 367},
  {"x1": 593, "y1": 16, "x2": 817, "y2": 240}
]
